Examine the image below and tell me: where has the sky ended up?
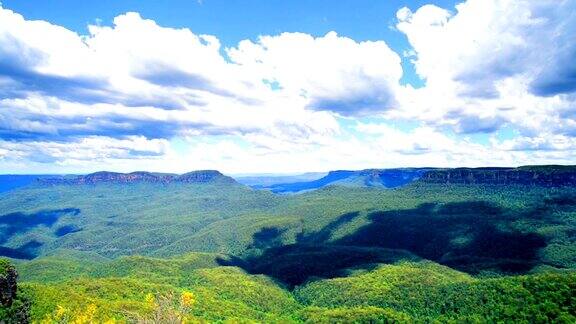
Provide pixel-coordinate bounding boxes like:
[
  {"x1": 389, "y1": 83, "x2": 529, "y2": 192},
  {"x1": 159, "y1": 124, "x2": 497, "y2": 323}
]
[{"x1": 0, "y1": 0, "x2": 575, "y2": 174}]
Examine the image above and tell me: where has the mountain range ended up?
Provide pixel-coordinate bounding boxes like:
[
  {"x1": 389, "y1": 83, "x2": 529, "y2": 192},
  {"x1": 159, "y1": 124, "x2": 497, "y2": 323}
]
[{"x1": 5, "y1": 165, "x2": 576, "y2": 194}]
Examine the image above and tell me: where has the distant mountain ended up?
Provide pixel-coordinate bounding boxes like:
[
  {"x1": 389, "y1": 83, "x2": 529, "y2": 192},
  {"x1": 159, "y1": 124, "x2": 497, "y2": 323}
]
[
  {"x1": 247, "y1": 165, "x2": 576, "y2": 194},
  {"x1": 235, "y1": 172, "x2": 327, "y2": 187},
  {"x1": 38, "y1": 170, "x2": 237, "y2": 186},
  {"x1": 258, "y1": 168, "x2": 435, "y2": 193},
  {"x1": 420, "y1": 165, "x2": 576, "y2": 186},
  {"x1": 178, "y1": 170, "x2": 237, "y2": 183}
]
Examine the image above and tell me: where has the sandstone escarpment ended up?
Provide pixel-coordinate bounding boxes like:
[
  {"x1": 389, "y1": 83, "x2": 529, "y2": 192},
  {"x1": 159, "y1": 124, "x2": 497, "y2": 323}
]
[
  {"x1": 420, "y1": 166, "x2": 576, "y2": 186},
  {"x1": 38, "y1": 170, "x2": 237, "y2": 186}
]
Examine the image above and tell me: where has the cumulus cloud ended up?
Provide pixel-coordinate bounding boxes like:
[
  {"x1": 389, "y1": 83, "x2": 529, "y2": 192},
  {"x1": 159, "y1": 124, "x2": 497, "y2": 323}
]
[
  {"x1": 394, "y1": 0, "x2": 576, "y2": 137},
  {"x1": 227, "y1": 31, "x2": 402, "y2": 116},
  {"x1": 0, "y1": 7, "x2": 340, "y2": 146},
  {"x1": 0, "y1": 136, "x2": 169, "y2": 164},
  {"x1": 496, "y1": 134, "x2": 576, "y2": 152}
]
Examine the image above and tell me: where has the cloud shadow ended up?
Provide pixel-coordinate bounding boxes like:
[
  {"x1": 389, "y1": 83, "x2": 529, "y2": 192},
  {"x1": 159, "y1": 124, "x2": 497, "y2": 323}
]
[{"x1": 219, "y1": 201, "x2": 550, "y2": 287}]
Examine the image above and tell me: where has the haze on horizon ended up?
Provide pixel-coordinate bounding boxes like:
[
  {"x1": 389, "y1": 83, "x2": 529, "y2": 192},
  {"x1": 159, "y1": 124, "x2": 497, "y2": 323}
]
[{"x1": 0, "y1": 0, "x2": 575, "y2": 174}]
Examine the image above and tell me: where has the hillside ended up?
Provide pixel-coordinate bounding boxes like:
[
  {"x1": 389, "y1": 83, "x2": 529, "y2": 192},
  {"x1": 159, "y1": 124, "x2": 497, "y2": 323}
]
[{"x1": 0, "y1": 170, "x2": 283, "y2": 259}]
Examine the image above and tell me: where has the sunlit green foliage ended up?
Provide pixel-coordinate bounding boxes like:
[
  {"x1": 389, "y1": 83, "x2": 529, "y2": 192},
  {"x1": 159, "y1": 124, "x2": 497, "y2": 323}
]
[
  {"x1": 295, "y1": 262, "x2": 576, "y2": 322},
  {"x1": 300, "y1": 306, "x2": 412, "y2": 323},
  {"x1": 15, "y1": 256, "x2": 576, "y2": 323},
  {"x1": 22, "y1": 263, "x2": 300, "y2": 322}
]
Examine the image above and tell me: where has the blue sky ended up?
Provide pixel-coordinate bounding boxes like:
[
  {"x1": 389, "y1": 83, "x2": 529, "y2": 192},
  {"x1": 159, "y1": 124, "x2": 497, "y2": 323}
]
[
  {"x1": 0, "y1": 0, "x2": 575, "y2": 174},
  {"x1": 2, "y1": 0, "x2": 457, "y2": 44},
  {"x1": 2, "y1": 0, "x2": 458, "y2": 86}
]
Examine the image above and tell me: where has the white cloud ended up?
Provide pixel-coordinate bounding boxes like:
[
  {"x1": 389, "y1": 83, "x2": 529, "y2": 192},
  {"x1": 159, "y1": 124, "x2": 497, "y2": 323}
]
[
  {"x1": 0, "y1": 1, "x2": 575, "y2": 173},
  {"x1": 227, "y1": 31, "x2": 402, "y2": 116},
  {"x1": 393, "y1": 0, "x2": 576, "y2": 138},
  {"x1": 0, "y1": 8, "x2": 340, "y2": 144},
  {"x1": 496, "y1": 134, "x2": 576, "y2": 152},
  {"x1": 0, "y1": 136, "x2": 169, "y2": 166}
]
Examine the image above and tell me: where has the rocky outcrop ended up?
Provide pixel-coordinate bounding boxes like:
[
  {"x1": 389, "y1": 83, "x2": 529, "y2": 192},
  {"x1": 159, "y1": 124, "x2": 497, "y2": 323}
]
[
  {"x1": 0, "y1": 261, "x2": 17, "y2": 307},
  {"x1": 0, "y1": 259, "x2": 30, "y2": 323},
  {"x1": 419, "y1": 166, "x2": 576, "y2": 186},
  {"x1": 38, "y1": 170, "x2": 237, "y2": 186}
]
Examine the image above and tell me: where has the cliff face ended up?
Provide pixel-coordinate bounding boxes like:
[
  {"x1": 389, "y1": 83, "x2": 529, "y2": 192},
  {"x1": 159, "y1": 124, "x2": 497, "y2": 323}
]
[
  {"x1": 38, "y1": 170, "x2": 237, "y2": 186},
  {"x1": 420, "y1": 166, "x2": 576, "y2": 186}
]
